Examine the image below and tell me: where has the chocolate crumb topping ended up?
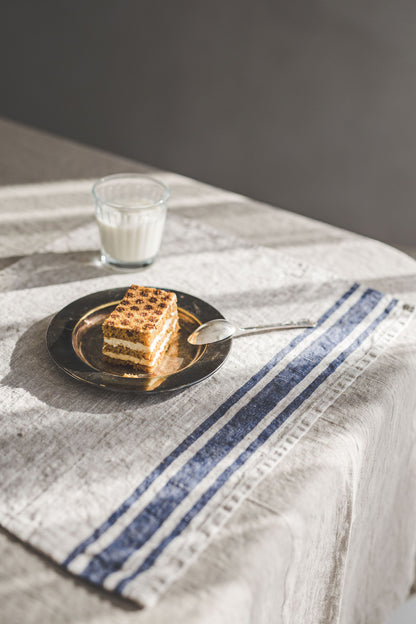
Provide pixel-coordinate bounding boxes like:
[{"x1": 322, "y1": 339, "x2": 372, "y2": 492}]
[{"x1": 102, "y1": 285, "x2": 178, "y2": 347}]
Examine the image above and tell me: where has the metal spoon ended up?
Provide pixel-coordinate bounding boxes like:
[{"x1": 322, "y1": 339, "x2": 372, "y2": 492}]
[{"x1": 187, "y1": 318, "x2": 315, "y2": 345}]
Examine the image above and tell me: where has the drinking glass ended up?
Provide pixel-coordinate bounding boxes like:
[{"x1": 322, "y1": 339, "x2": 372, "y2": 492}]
[{"x1": 92, "y1": 173, "x2": 170, "y2": 269}]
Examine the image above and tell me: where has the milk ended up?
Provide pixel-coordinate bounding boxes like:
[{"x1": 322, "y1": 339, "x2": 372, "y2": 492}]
[{"x1": 97, "y1": 205, "x2": 166, "y2": 266}]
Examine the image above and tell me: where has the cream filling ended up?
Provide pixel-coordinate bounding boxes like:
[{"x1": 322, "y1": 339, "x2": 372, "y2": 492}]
[
  {"x1": 103, "y1": 323, "x2": 176, "y2": 367},
  {"x1": 103, "y1": 351, "x2": 155, "y2": 366},
  {"x1": 104, "y1": 337, "x2": 150, "y2": 353},
  {"x1": 104, "y1": 315, "x2": 177, "y2": 353}
]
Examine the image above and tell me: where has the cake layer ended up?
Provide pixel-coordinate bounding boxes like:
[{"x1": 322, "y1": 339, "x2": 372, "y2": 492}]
[
  {"x1": 102, "y1": 286, "x2": 178, "y2": 346},
  {"x1": 102, "y1": 349, "x2": 166, "y2": 374},
  {"x1": 102, "y1": 354, "x2": 154, "y2": 374},
  {"x1": 103, "y1": 316, "x2": 178, "y2": 367},
  {"x1": 103, "y1": 313, "x2": 178, "y2": 352}
]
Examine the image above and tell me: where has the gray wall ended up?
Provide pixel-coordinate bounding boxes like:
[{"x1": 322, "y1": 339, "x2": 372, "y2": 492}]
[{"x1": 2, "y1": 1, "x2": 416, "y2": 246}]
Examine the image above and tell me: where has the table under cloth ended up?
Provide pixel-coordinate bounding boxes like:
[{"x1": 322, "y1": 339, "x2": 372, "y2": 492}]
[{"x1": 1, "y1": 120, "x2": 416, "y2": 624}]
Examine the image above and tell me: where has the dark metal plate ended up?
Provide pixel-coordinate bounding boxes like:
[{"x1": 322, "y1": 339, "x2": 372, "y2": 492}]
[{"x1": 46, "y1": 287, "x2": 231, "y2": 393}]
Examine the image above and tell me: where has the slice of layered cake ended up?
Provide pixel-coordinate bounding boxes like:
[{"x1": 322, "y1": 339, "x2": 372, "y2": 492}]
[{"x1": 102, "y1": 285, "x2": 179, "y2": 373}]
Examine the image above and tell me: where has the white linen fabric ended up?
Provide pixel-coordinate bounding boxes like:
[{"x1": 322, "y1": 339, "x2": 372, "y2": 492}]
[{"x1": 0, "y1": 192, "x2": 414, "y2": 611}]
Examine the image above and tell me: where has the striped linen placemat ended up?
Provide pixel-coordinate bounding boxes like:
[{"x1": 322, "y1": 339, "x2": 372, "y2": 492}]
[{"x1": 0, "y1": 214, "x2": 413, "y2": 607}]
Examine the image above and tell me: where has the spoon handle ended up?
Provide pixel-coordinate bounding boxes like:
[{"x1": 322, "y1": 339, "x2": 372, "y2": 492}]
[{"x1": 236, "y1": 319, "x2": 315, "y2": 337}]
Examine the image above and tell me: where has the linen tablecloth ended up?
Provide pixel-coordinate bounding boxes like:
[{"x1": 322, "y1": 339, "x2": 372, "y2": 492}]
[{"x1": 1, "y1": 177, "x2": 416, "y2": 619}]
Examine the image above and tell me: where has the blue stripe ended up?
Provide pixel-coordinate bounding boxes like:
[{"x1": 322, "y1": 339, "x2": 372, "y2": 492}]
[
  {"x1": 79, "y1": 287, "x2": 381, "y2": 586},
  {"x1": 63, "y1": 283, "x2": 359, "y2": 568},
  {"x1": 116, "y1": 297, "x2": 397, "y2": 593}
]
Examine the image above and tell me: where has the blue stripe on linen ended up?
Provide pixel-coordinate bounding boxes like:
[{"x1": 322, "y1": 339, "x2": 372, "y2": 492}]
[
  {"x1": 78, "y1": 287, "x2": 382, "y2": 586},
  {"x1": 115, "y1": 297, "x2": 397, "y2": 593},
  {"x1": 63, "y1": 282, "x2": 360, "y2": 569}
]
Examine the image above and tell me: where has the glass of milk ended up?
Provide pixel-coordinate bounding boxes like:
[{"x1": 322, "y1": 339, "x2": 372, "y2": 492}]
[{"x1": 92, "y1": 173, "x2": 170, "y2": 269}]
